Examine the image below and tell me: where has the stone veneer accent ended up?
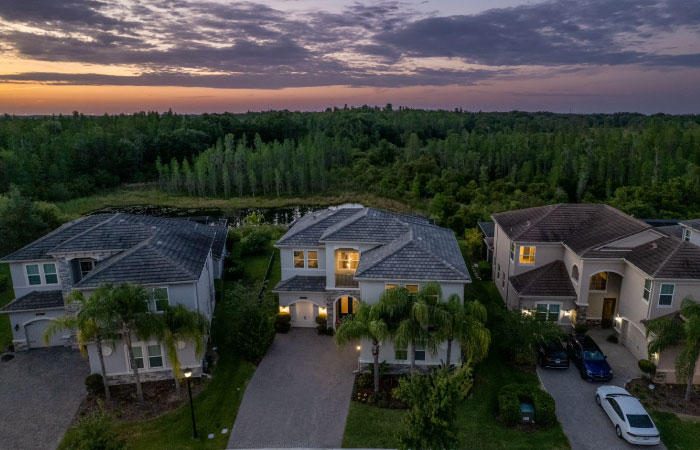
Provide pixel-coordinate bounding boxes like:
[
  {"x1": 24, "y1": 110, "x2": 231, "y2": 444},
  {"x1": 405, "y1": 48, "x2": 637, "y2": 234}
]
[
  {"x1": 107, "y1": 366, "x2": 203, "y2": 385},
  {"x1": 324, "y1": 289, "x2": 361, "y2": 328}
]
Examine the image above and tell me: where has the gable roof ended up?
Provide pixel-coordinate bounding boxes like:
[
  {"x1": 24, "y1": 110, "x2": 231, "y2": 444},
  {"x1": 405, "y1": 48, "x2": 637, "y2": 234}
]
[
  {"x1": 681, "y1": 219, "x2": 700, "y2": 232},
  {"x1": 509, "y1": 260, "x2": 577, "y2": 297},
  {"x1": 492, "y1": 204, "x2": 651, "y2": 256},
  {"x1": 274, "y1": 275, "x2": 326, "y2": 292},
  {"x1": 1, "y1": 213, "x2": 227, "y2": 287},
  {"x1": 1, "y1": 290, "x2": 64, "y2": 312},
  {"x1": 277, "y1": 205, "x2": 470, "y2": 283},
  {"x1": 477, "y1": 222, "x2": 495, "y2": 238}
]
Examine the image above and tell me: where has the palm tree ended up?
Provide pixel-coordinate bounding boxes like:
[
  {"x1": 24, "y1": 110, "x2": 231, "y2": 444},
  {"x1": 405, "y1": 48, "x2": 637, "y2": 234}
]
[
  {"x1": 159, "y1": 304, "x2": 209, "y2": 396},
  {"x1": 43, "y1": 287, "x2": 120, "y2": 403},
  {"x1": 439, "y1": 294, "x2": 491, "y2": 366},
  {"x1": 647, "y1": 297, "x2": 700, "y2": 403},
  {"x1": 335, "y1": 301, "x2": 389, "y2": 393}
]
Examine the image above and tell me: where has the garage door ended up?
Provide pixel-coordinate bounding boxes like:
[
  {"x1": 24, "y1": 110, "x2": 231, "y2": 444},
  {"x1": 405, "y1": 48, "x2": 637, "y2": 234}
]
[
  {"x1": 25, "y1": 319, "x2": 63, "y2": 349},
  {"x1": 291, "y1": 302, "x2": 317, "y2": 328}
]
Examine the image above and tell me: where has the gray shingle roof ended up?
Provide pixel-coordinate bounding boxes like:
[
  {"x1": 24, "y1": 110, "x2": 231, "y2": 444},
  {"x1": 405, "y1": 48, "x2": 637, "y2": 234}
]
[
  {"x1": 626, "y1": 237, "x2": 700, "y2": 279},
  {"x1": 277, "y1": 207, "x2": 363, "y2": 246},
  {"x1": 274, "y1": 276, "x2": 327, "y2": 292},
  {"x1": 492, "y1": 204, "x2": 650, "y2": 256},
  {"x1": 681, "y1": 219, "x2": 700, "y2": 232},
  {"x1": 657, "y1": 225, "x2": 685, "y2": 239},
  {"x1": 477, "y1": 222, "x2": 495, "y2": 238},
  {"x1": 1, "y1": 290, "x2": 64, "y2": 312},
  {"x1": 509, "y1": 261, "x2": 577, "y2": 297}
]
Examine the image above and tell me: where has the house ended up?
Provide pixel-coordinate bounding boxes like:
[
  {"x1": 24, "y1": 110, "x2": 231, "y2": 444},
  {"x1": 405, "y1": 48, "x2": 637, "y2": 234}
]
[
  {"x1": 273, "y1": 205, "x2": 471, "y2": 367},
  {"x1": 490, "y1": 204, "x2": 700, "y2": 384},
  {"x1": 0, "y1": 213, "x2": 227, "y2": 384}
]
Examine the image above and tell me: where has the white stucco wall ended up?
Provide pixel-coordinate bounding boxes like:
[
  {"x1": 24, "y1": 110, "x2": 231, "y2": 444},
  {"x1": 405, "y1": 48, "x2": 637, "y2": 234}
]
[
  {"x1": 279, "y1": 246, "x2": 326, "y2": 281},
  {"x1": 9, "y1": 260, "x2": 62, "y2": 298},
  {"x1": 7, "y1": 308, "x2": 68, "y2": 348},
  {"x1": 358, "y1": 338, "x2": 462, "y2": 366}
]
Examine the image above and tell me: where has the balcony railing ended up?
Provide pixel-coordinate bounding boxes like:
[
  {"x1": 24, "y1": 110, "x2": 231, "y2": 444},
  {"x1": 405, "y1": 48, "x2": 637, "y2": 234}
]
[{"x1": 335, "y1": 273, "x2": 359, "y2": 288}]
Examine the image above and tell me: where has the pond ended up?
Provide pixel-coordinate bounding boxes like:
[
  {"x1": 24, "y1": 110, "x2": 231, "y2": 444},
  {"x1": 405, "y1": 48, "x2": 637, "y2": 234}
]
[{"x1": 90, "y1": 204, "x2": 329, "y2": 227}]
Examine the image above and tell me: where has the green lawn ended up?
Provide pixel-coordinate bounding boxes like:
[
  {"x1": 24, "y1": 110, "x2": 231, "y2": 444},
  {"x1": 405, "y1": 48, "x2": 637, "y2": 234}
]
[
  {"x1": 0, "y1": 263, "x2": 14, "y2": 351},
  {"x1": 342, "y1": 356, "x2": 570, "y2": 449},
  {"x1": 652, "y1": 412, "x2": 700, "y2": 450}
]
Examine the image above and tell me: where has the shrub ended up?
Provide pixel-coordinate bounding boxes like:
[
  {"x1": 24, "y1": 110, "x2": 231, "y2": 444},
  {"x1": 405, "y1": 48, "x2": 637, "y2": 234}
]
[
  {"x1": 0, "y1": 274, "x2": 8, "y2": 292},
  {"x1": 477, "y1": 261, "x2": 491, "y2": 280},
  {"x1": 607, "y1": 333, "x2": 619, "y2": 343},
  {"x1": 498, "y1": 383, "x2": 556, "y2": 427},
  {"x1": 239, "y1": 229, "x2": 272, "y2": 256},
  {"x1": 316, "y1": 313, "x2": 332, "y2": 335},
  {"x1": 638, "y1": 359, "x2": 657, "y2": 381},
  {"x1": 58, "y1": 411, "x2": 126, "y2": 450},
  {"x1": 224, "y1": 263, "x2": 245, "y2": 281},
  {"x1": 275, "y1": 312, "x2": 292, "y2": 333},
  {"x1": 85, "y1": 374, "x2": 104, "y2": 395},
  {"x1": 356, "y1": 372, "x2": 373, "y2": 389},
  {"x1": 574, "y1": 324, "x2": 589, "y2": 335}
]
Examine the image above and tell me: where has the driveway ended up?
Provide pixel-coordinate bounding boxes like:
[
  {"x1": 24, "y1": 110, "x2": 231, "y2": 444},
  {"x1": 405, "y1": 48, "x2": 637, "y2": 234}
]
[
  {"x1": 0, "y1": 347, "x2": 89, "y2": 450},
  {"x1": 538, "y1": 328, "x2": 666, "y2": 450},
  {"x1": 228, "y1": 328, "x2": 357, "y2": 448}
]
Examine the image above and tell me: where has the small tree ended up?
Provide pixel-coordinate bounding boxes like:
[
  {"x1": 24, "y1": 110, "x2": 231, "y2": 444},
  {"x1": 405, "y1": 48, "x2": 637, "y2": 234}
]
[
  {"x1": 647, "y1": 297, "x2": 700, "y2": 402},
  {"x1": 438, "y1": 294, "x2": 491, "y2": 366},
  {"x1": 335, "y1": 302, "x2": 389, "y2": 393},
  {"x1": 394, "y1": 366, "x2": 472, "y2": 450},
  {"x1": 464, "y1": 227, "x2": 484, "y2": 263}
]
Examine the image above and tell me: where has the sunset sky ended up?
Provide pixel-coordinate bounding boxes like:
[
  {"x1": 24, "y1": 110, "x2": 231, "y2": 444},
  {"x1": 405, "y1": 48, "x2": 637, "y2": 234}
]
[{"x1": 1, "y1": 0, "x2": 699, "y2": 114}]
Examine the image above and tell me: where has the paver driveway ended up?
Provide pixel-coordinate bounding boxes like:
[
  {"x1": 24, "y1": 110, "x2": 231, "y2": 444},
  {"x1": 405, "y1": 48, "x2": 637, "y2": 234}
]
[
  {"x1": 538, "y1": 328, "x2": 666, "y2": 450},
  {"x1": 0, "y1": 347, "x2": 89, "y2": 450},
  {"x1": 228, "y1": 328, "x2": 357, "y2": 448}
]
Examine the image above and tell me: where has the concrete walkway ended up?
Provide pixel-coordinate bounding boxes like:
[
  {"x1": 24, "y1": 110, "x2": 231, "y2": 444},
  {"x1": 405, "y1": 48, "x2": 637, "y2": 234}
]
[
  {"x1": 538, "y1": 328, "x2": 666, "y2": 450},
  {"x1": 228, "y1": 329, "x2": 357, "y2": 448},
  {"x1": 0, "y1": 347, "x2": 89, "y2": 450}
]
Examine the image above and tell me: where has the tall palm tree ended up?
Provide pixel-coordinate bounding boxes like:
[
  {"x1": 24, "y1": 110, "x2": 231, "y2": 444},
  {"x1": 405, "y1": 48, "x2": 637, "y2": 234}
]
[
  {"x1": 335, "y1": 301, "x2": 389, "y2": 393},
  {"x1": 647, "y1": 297, "x2": 700, "y2": 403},
  {"x1": 44, "y1": 287, "x2": 120, "y2": 403},
  {"x1": 438, "y1": 294, "x2": 491, "y2": 366},
  {"x1": 159, "y1": 304, "x2": 209, "y2": 396}
]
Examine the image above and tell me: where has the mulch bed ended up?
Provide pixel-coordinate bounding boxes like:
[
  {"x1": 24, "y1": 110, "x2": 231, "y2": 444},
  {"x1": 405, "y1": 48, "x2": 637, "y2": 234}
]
[
  {"x1": 626, "y1": 378, "x2": 700, "y2": 416},
  {"x1": 352, "y1": 372, "x2": 407, "y2": 409},
  {"x1": 73, "y1": 377, "x2": 208, "y2": 424}
]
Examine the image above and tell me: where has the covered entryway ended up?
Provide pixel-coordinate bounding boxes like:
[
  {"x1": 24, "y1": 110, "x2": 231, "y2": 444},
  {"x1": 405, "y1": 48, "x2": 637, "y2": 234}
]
[
  {"x1": 601, "y1": 298, "x2": 616, "y2": 328},
  {"x1": 334, "y1": 295, "x2": 358, "y2": 327},
  {"x1": 25, "y1": 319, "x2": 63, "y2": 349},
  {"x1": 290, "y1": 301, "x2": 318, "y2": 327}
]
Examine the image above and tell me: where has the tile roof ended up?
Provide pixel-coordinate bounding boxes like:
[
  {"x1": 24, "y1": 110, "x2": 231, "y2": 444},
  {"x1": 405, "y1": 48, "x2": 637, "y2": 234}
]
[
  {"x1": 492, "y1": 204, "x2": 650, "y2": 256},
  {"x1": 273, "y1": 275, "x2": 327, "y2": 292},
  {"x1": 681, "y1": 219, "x2": 700, "y2": 232},
  {"x1": 477, "y1": 222, "x2": 495, "y2": 238},
  {"x1": 509, "y1": 261, "x2": 577, "y2": 297},
  {"x1": 625, "y1": 237, "x2": 700, "y2": 279},
  {"x1": 1, "y1": 290, "x2": 64, "y2": 312},
  {"x1": 277, "y1": 206, "x2": 470, "y2": 283},
  {"x1": 657, "y1": 225, "x2": 685, "y2": 239}
]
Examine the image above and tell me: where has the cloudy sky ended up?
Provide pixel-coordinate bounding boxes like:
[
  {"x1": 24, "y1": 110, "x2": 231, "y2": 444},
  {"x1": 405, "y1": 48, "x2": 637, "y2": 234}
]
[{"x1": 1, "y1": 0, "x2": 699, "y2": 114}]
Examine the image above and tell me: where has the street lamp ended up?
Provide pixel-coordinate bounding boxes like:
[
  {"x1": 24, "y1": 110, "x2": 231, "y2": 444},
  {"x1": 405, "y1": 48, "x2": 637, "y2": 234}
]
[{"x1": 184, "y1": 369, "x2": 198, "y2": 439}]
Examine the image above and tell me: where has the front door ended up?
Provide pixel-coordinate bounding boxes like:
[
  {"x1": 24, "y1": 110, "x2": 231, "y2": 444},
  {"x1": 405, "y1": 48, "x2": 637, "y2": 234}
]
[{"x1": 601, "y1": 298, "x2": 616, "y2": 328}]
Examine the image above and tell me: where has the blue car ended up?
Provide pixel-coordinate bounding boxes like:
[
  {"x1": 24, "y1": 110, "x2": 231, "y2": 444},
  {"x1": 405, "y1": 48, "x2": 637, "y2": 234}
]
[{"x1": 566, "y1": 334, "x2": 613, "y2": 381}]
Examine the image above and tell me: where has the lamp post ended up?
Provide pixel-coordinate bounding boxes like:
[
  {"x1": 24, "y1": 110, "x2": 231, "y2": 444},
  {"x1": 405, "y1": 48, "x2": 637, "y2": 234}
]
[{"x1": 184, "y1": 369, "x2": 198, "y2": 439}]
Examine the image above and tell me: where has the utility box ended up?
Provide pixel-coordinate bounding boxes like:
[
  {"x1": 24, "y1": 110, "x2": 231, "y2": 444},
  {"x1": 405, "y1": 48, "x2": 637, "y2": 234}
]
[{"x1": 520, "y1": 402, "x2": 535, "y2": 423}]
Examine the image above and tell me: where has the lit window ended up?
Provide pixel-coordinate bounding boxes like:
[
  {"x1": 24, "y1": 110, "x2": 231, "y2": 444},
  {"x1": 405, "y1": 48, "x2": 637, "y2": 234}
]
[
  {"x1": 535, "y1": 304, "x2": 560, "y2": 322},
  {"x1": 643, "y1": 279, "x2": 652, "y2": 301},
  {"x1": 510, "y1": 242, "x2": 515, "y2": 261},
  {"x1": 337, "y1": 251, "x2": 359, "y2": 270},
  {"x1": 395, "y1": 348, "x2": 407, "y2": 360},
  {"x1": 130, "y1": 346, "x2": 145, "y2": 370},
  {"x1": 79, "y1": 260, "x2": 94, "y2": 278},
  {"x1": 147, "y1": 345, "x2": 163, "y2": 368},
  {"x1": 307, "y1": 251, "x2": 318, "y2": 268},
  {"x1": 659, "y1": 284, "x2": 675, "y2": 306},
  {"x1": 414, "y1": 345, "x2": 426, "y2": 361},
  {"x1": 589, "y1": 272, "x2": 608, "y2": 291},
  {"x1": 385, "y1": 284, "x2": 399, "y2": 290},
  {"x1": 683, "y1": 228, "x2": 692, "y2": 242},
  {"x1": 43, "y1": 263, "x2": 58, "y2": 284},
  {"x1": 405, "y1": 285, "x2": 419, "y2": 294},
  {"x1": 26, "y1": 264, "x2": 41, "y2": 285},
  {"x1": 519, "y1": 246, "x2": 536, "y2": 264},
  {"x1": 293, "y1": 251, "x2": 305, "y2": 268}
]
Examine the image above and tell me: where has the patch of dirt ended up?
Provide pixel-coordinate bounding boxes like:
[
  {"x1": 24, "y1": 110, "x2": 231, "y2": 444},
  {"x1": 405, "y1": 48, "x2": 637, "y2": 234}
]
[
  {"x1": 352, "y1": 373, "x2": 407, "y2": 409},
  {"x1": 626, "y1": 378, "x2": 700, "y2": 416}
]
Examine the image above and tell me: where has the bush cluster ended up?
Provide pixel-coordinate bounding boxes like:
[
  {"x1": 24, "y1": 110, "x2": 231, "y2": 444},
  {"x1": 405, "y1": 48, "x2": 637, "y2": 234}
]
[
  {"x1": 638, "y1": 359, "x2": 657, "y2": 381},
  {"x1": 498, "y1": 383, "x2": 556, "y2": 427},
  {"x1": 58, "y1": 411, "x2": 126, "y2": 450},
  {"x1": 275, "y1": 312, "x2": 291, "y2": 333},
  {"x1": 239, "y1": 229, "x2": 272, "y2": 256},
  {"x1": 477, "y1": 261, "x2": 491, "y2": 281},
  {"x1": 85, "y1": 374, "x2": 105, "y2": 395}
]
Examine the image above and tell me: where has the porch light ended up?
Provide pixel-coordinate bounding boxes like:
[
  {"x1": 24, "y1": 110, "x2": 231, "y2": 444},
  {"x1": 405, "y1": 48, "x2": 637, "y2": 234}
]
[
  {"x1": 356, "y1": 345, "x2": 361, "y2": 351},
  {"x1": 279, "y1": 306, "x2": 290, "y2": 314},
  {"x1": 615, "y1": 315, "x2": 622, "y2": 323},
  {"x1": 319, "y1": 307, "x2": 327, "y2": 315},
  {"x1": 652, "y1": 352, "x2": 660, "y2": 363},
  {"x1": 563, "y1": 310, "x2": 571, "y2": 317}
]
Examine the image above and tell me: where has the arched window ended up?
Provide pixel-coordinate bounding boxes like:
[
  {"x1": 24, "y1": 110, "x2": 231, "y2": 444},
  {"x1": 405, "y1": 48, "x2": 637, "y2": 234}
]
[{"x1": 571, "y1": 265, "x2": 580, "y2": 283}]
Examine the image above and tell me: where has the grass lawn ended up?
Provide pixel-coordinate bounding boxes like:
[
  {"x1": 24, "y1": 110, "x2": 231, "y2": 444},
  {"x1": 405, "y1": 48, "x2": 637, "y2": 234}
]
[
  {"x1": 111, "y1": 350, "x2": 256, "y2": 450},
  {"x1": 652, "y1": 412, "x2": 700, "y2": 450},
  {"x1": 0, "y1": 263, "x2": 15, "y2": 350},
  {"x1": 342, "y1": 356, "x2": 570, "y2": 449},
  {"x1": 55, "y1": 186, "x2": 414, "y2": 219}
]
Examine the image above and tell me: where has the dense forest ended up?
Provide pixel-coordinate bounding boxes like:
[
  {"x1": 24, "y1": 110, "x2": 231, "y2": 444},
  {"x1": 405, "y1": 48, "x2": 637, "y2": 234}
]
[{"x1": 1, "y1": 108, "x2": 700, "y2": 233}]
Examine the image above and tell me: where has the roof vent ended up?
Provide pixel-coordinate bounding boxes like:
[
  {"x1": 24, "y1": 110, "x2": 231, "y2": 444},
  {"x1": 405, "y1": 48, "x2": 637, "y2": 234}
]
[
  {"x1": 652, "y1": 243, "x2": 658, "y2": 249},
  {"x1": 157, "y1": 240, "x2": 163, "y2": 245},
  {"x1": 417, "y1": 236, "x2": 423, "y2": 241},
  {"x1": 526, "y1": 220, "x2": 531, "y2": 227}
]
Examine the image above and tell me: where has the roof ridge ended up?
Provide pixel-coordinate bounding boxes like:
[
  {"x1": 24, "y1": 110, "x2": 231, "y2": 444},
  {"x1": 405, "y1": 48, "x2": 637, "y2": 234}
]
[
  {"x1": 652, "y1": 237, "x2": 686, "y2": 277},
  {"x1": 319, "y1": 208, "x2": 368, "y2": 240},
  {"x1": 0, "y1": 215, "x2": 95, "y2": 262},
  {"x1": 354, "y1": 230, "x2": 414, "y2": 276},
  {"x1": 48, "y1": 213, "x2": 120, "y2": 254},
  {"x1": 74, "y1": 237, "x2": 153, "y2": 287},
  {"x1": 278, "y1": 208, "x2": 347, "y2": 243},
  {"x1": 412, "y1": 235, "x2": 470, "y2": 278},
  {"x1": 602, "y1": 204, "x2": 652, "y2": 230},
  {"x1": 512, "y1": 204, "x2": 562, "y2": 240}
]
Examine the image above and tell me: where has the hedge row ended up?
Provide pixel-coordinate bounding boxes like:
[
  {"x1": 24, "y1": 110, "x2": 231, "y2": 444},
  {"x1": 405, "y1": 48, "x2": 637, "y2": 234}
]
[{"x1": 498, "y1": 383, "x2": 556, "y2": 427}]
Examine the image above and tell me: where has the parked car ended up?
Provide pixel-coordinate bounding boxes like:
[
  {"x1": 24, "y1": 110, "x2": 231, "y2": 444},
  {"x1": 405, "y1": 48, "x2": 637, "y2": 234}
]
[
  {"x1": 595, "y1": 386, "x2": 661, "y2": 445},
  {"x1": 536, "y1": 339, "x2": 569, "y2": 369},
  {"x1": 566, "y1": 334, "x2": 613, "y2": 381}
]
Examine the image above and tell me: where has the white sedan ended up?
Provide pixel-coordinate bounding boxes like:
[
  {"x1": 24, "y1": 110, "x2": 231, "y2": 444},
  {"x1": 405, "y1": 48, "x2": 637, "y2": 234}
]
[{"x1": 595, "y1": 386, "x2": 661, "y2": 446}]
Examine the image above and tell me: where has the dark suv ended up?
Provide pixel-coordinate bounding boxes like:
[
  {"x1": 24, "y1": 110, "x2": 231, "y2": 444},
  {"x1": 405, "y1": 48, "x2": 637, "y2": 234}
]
[
  {"x1": 536, "y1": 339, "x2": 569, "y2": 369},
  {"x1": 566, "y1": 334, "x2": 613, "y2": 381}
]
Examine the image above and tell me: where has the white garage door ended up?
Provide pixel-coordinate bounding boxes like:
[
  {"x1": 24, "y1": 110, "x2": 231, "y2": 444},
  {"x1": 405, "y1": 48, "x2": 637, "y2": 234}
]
[
  {"x1": 291, "y1": 302, "x2": 317, "y2": 328},
  {"x1": 25, "y1": 319, "x2": 63, "y2": 349}
]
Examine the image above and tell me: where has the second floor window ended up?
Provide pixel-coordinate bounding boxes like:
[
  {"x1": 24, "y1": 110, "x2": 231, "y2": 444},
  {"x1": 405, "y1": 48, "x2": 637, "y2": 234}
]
[
  {"x1": 519, "y1": 246, "x2": 536, "y2": 264},
  {"x1": 294, "y1": 251, "x2": 305, "y2": 268},
  {"x1": 337, "y1": 250, "x2": 359, "y2": 271},
  {"x1": 589, "y1": 272, "x2": 608, "y2": 291},
  {"x1": 79, "y1": 260, "x2": 94, "y2": 278},
  {"x1": 643, "y1": 279, "x2": 652, "y2": 301},
  {"x1": 510, "y1": 242, "x2": 515, "y2": 261},
  {"x1": 26, "y1": 263, "x2": 58, "y2": 285},
  {"x1": 683, "y1": 228, "x2": 692, "y2": 242},
  {"x1": 294, "y1": 250, "x2": 319, "y2": 269},
  {"x1": 145, "y1": 287, "x2": 169, "y2": 312},
  {"x1": 659, "y1": 284, "x2": 675, "y2": 306},
  {"x1": 385, "y1": 284, "x2": 399, "y2": 290}
]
